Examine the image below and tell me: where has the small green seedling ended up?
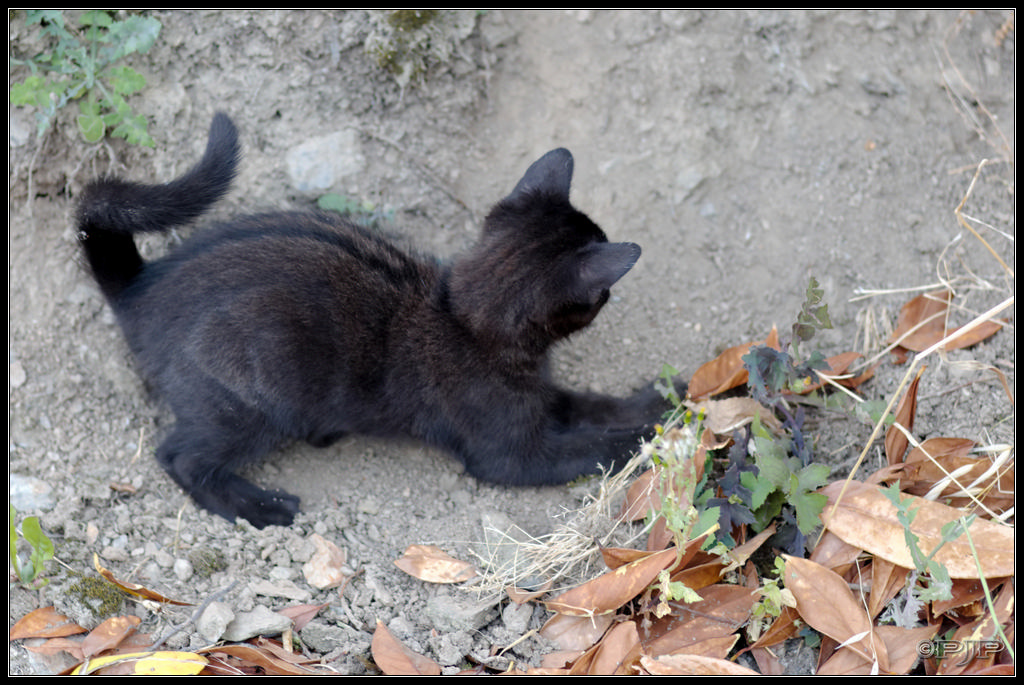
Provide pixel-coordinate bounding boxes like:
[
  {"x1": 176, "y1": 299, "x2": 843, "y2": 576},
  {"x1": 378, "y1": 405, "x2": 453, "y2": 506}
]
[
  {"x1": 9, "y1": 505, "x2": 55, "y2": 589},
  {"x1": 317, "y1": 193, "x2": 394, "y2": 227}
]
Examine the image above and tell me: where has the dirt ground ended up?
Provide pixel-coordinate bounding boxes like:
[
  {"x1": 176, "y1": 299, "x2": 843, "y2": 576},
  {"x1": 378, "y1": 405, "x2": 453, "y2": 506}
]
[{"x1": 8, "y1": 10, "x2": 1014, "y2": 674}]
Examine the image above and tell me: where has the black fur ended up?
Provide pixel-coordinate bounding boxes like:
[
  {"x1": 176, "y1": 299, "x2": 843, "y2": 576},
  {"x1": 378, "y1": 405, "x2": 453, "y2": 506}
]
[{"x1": 77, "y1": 113, "x2": 680, "y2": 528}]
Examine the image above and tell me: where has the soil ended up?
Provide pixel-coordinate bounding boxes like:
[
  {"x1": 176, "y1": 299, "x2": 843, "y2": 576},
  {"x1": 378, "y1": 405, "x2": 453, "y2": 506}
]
[{"x1": 8, "y1": 10, "x2": 1014, "y2": 675}]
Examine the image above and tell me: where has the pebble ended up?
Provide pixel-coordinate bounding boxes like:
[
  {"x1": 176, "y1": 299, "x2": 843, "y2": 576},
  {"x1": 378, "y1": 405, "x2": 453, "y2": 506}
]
[
  {"x1": 173, "y1": 558, "x2": 194, "y2": 581},
  {"x1": 196, "y1": 601, "x2": 235, "y2": 643},
  {"x1": 9, "y1": 473, "x2": 53, "y2": 511},
  {"x1": 221, "y1": 605, "x2": 292, "y2": 643},
  {"x1": 285, "y1": 129, "x2": 365, "y2": 194},
  {"x1": 10, "y1": 360, "x2": 27, "y2": 388},
  {"x1": 425, "y1": 590, "x2": 498, "y2": 633}
]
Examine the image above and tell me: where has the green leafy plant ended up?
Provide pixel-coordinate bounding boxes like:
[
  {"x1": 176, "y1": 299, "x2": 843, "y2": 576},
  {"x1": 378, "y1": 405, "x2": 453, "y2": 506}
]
[
  {"x1": 9, "y1": 505, "x2": 55, "y2": 589},
  {"x1": 9, "y1": 10, "x2": 162, "y2": 146},
  {"x1": 646, "y1": 279, "x2": 836, "y2": 555},
  {"x1": 734, "y1": 278, "x2": 834, "y2": 552}
]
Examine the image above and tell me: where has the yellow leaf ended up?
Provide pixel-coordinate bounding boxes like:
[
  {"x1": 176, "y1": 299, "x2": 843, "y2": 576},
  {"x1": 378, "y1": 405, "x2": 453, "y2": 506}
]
[{"x1": 71, "y1": 651, "x2": 207, "y2": 675}]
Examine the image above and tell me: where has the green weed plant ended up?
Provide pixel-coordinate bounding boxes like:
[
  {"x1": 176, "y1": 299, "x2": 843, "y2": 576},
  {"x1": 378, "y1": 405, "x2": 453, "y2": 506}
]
[{"x1": 10, "y1": 10, "x2": 162, "y2": 147}]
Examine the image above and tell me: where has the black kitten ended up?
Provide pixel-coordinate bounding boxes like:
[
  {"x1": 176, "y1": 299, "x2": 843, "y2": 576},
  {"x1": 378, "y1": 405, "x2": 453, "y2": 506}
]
[{"x1": 77, "y1": 113, "x2": 679, "y2": 528}]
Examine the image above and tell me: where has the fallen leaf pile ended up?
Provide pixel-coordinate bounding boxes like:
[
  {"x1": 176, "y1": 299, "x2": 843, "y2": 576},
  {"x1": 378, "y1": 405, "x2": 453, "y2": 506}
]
[{"x1": 382, "y1": 289, "x2": 1012, "y2": 675}]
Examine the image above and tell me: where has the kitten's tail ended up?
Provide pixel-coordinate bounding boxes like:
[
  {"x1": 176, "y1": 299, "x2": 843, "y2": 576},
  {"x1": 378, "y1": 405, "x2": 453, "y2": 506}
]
[{"x1": 76, "y1": 112, "x2": 240, "y2": 301}]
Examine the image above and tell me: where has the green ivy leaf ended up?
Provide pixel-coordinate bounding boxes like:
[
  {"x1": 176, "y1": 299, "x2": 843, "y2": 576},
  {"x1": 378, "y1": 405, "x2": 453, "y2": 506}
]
[
  {"x1": 794, "y1": 462, "x2": 830, "y2": 493},
  {"x1": 787, "y1": 474, "x2": 828, "y2": 534},
  {"x1": 740, "y1": 469, "x2": 776, "y2": 512},
  {"x1": 752, "y1": 434, "x2": 792, "y2": 490}
]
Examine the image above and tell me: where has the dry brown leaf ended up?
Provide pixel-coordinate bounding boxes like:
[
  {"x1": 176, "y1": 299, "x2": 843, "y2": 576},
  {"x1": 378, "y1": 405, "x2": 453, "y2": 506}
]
[
  {"x1": 582, "y1": 620, "x2": 641, "y2": 675},
  {"x1": 884, "y1": 366, "x2": 924, "y2": 465},
  {"x1": 898, "y1": 443, "x2": 1008, "y2": 503},
  {"x1": 905, "y1": 436, "x2": 976, "y2": 464},
  {"x1": 23, "y1": 636, "x2": 85, "y2": 661},
  {"x1": 251, "y1": 636, "x2": 324, "y2": 667},
  {"x1": 942, "y1": 319, "x2": 1007, "y2": 350},
  {"x1": 817, "y1": 624, "x2": 939, "y2": 675},
  {"x1": 889, "y1": 289, "x2": 1006, "y2": 354},
  {"x1": 665, "y1": 634, "x2": 740, "y2": 660},
  {"x1": 599, "y1": 544, "x2": 657, "y2": 570},
  {"x1": 539, "y1": 612, "x2": 614, "y2": 652},
  {"x1": 867, "y1": 558, "x2": 909, "y2": 620},
  {"x1": 802, "y1": 351, "x2": 877, "y2": 392},
  {"x1": 890, "y1": 290, "x2": 953, "y2": 351},
  {"x1": 750, "y1": 645, "x2": 785, "y2": 675},
  {"x1": 370, "y1": 620, "x2": 441, "y2": 676},
  {"x1": 277, "y1": 602, "x2": 328, "y2": 632},
  {"x1": 537, "y1": 650, "x2": 580, "y2": 671},
  {"x1": 505, "y1": 581, "x2": 552, "y2": 605},
  {"x1": 938, "y1": 581, "x2": 1014, "y2": 675},
  {"x1": 9, "y1": 606, "x2": 86, "y2": 641},
  {"x1": 545, "y1": 547, "x2": 678, "y2": 617},
  {"x1": 931, "y1": 577, "x2": 1004, "y2": 617},
  {"x1": 393, "y1": 544, "x2": 476, "y2": 584},
  {"x1": 198, "y1": 643, "x2": 323, "y2": 676},
  {"x1": 784, "y1": 555, "x2": 890, "y2": 672},
  {"x1": 81, "y1": 615, "x2": 141, "y2": 658},
  {"x1": 647, "y1": 516, "x2": 679, "y2": 552},
  {"x1": 686, "y1": 396, "x2": 781, "y2": 435},
  {"x1": 820, "y1": 480, "x2": 1014, "y2": 578},
  {"x1": 93, "y1": 553, "x2": 191, "y2": 605},
  {"x1": 686, "y1": 326, "x2": 780, "y2": 400},
  {"x1": 746, "y1": 605, "x2": 801, "y2": 651},
  {"x1": 619, "y1": 467, "x2": 660, "y2": 522},
  {"x1": 722, "y1": 524, "x2": 776, "y2": 572},
  {"x1": 879, "y1": 624, "x2": 942, "y2": 675},
  {"x1": 808, "y1": 529, "x2": 863, "y2": 577},
  {"x1": 668, "y1": 558, "x2": 731, "y2": 593},
  {"x1": 643, "y1": 584, "x2": 757, "y2": 657},
  {"x1": 640, "y1": 653, "x2": 761, "y2": 675}
]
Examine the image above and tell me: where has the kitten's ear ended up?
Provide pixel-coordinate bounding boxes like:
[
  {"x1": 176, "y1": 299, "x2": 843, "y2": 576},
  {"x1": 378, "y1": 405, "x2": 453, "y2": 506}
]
[
  {"x1": 575, "y1": 242, "x2": 641, "y2": 299},
  {"x1": 508, "y1": 148, "x2": 574, "y2": 201}
]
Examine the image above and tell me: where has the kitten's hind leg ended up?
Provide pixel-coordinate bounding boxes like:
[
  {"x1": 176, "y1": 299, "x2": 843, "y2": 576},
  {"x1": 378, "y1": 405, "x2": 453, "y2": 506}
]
[{"x1": 156, "y1": 423, "x2": 300, "y2": 529}]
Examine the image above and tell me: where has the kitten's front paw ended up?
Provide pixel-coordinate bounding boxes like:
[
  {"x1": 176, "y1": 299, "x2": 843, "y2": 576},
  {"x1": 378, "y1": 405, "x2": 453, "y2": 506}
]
[
  {"x1": 235, "y1": 488, "x2": 301, "y2": 529},
  {"x1": 189, "y1": 476, "x2": 301, "y2": 529}
]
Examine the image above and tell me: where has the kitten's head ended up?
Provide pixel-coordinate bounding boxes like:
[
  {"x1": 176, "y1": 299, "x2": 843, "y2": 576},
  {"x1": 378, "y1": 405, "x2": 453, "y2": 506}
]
[{"x1": 450, "y1": 149, "x2": 640, "y2": 355}]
